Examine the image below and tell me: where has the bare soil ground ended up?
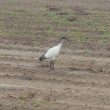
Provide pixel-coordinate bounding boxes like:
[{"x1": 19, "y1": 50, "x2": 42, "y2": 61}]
[{"x1": 0, "y1": 0, "x2": 110, "y2": 110}]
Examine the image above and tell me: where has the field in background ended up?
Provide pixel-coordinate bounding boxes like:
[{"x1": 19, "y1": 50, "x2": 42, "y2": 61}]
[{"x1": 0, "y1": 0, "x2": 110, "y2": 110}]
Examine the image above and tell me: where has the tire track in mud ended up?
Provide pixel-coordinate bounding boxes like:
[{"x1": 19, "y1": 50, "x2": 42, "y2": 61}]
[{"x1": 0, "y1": 44, "x2": 110, "y2": 110}]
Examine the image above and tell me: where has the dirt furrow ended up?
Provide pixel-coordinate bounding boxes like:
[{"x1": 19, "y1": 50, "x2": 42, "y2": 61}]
[
  {"x1": 0, "y1": 47, "x2": 110, "y2": 73},
  {"x1": 0, "y1": 61, "x2": 110, "y2": 90},
  {"x1": 0, "y1": 77, "x2": 110, "y2": 110},
  {"x1": 0, "y1": 43, "x2": 110, "y2": 58}
]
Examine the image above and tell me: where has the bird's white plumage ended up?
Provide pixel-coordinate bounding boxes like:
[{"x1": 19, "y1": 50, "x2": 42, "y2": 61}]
[
  {"x1": 39, "y1": 37, "x2": 70, "y2": 70},
  {"x1": 44, "y1": 43, "x2": 62, "y2": 59}
]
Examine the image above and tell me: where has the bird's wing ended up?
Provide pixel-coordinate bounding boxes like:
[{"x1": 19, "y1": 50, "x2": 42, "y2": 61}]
[
  {"x1": 44, "y1": 46, "x2": 59, "y2": 59},
  {"x1": 39, "y1": 49, "x2": 48, "y2": 61}
]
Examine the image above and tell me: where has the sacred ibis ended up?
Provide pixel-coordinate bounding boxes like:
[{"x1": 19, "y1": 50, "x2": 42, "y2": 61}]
[{"x1": 39, "y1": 37, "x2": 70, "y2": 70}]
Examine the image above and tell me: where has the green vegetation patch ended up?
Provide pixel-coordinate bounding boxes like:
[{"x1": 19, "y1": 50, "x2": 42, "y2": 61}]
[{"x1": 0, "y1": 0, "x2": 110, "y2": 44}]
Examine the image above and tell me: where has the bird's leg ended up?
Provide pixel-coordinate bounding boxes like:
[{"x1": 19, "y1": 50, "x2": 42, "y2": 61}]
[
  {"x1": 52, "y1": 60, "x2": 55, "y2": 71},
  {"x1": 41, "y1": 60, "x2": 44, "y2": 67},
  {"x1": 50, "y1": 60, "x2": 52, "y2": 69},
  {"x1": 49, "y1": 60, "x2": 55, "y2": 70}
]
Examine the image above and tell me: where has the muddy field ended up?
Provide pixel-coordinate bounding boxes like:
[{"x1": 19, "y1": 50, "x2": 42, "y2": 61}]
[{"x1": 0, "y1": 0, "x2": 110, "y2": 110}]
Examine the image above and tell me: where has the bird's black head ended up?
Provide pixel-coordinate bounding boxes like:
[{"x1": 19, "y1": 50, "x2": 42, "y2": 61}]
[{"x1": 61, "y1": 37, "x2": 70, "y2": 43}]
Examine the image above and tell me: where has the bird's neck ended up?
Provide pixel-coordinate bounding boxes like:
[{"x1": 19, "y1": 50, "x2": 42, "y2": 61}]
[{"x1": 58, "y1": 40, "x2": 63, "y2": 48}]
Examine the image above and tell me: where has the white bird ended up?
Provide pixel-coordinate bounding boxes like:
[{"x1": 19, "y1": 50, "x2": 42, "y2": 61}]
[{"x1": 39, "y1": 37, "x2": 70, "y2": 70}]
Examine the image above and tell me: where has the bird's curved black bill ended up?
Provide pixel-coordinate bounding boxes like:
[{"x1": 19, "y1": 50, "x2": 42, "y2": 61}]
[{"x1": 63, "y1": 37, "x2": 71, "y2": 44}]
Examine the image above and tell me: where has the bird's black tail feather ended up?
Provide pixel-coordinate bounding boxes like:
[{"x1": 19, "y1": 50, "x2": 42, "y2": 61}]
[
  {"x1": 39, "y1": 56, "x2": 43, "y2": 61},
  {"x1": 39, "y1": 55, "x2": 45, "y2": 61},
  {"x1": 39, "y1": 51, "x2": 47, "y2": 61}
]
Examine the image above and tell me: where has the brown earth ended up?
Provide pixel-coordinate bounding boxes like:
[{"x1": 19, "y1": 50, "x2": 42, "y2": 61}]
[
  {"x1": 0, "y1": 0, "x2": 110, "y2": 110},
  {"x1": 0, "y1": 38, "x2": 110, "y2": 110}
]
